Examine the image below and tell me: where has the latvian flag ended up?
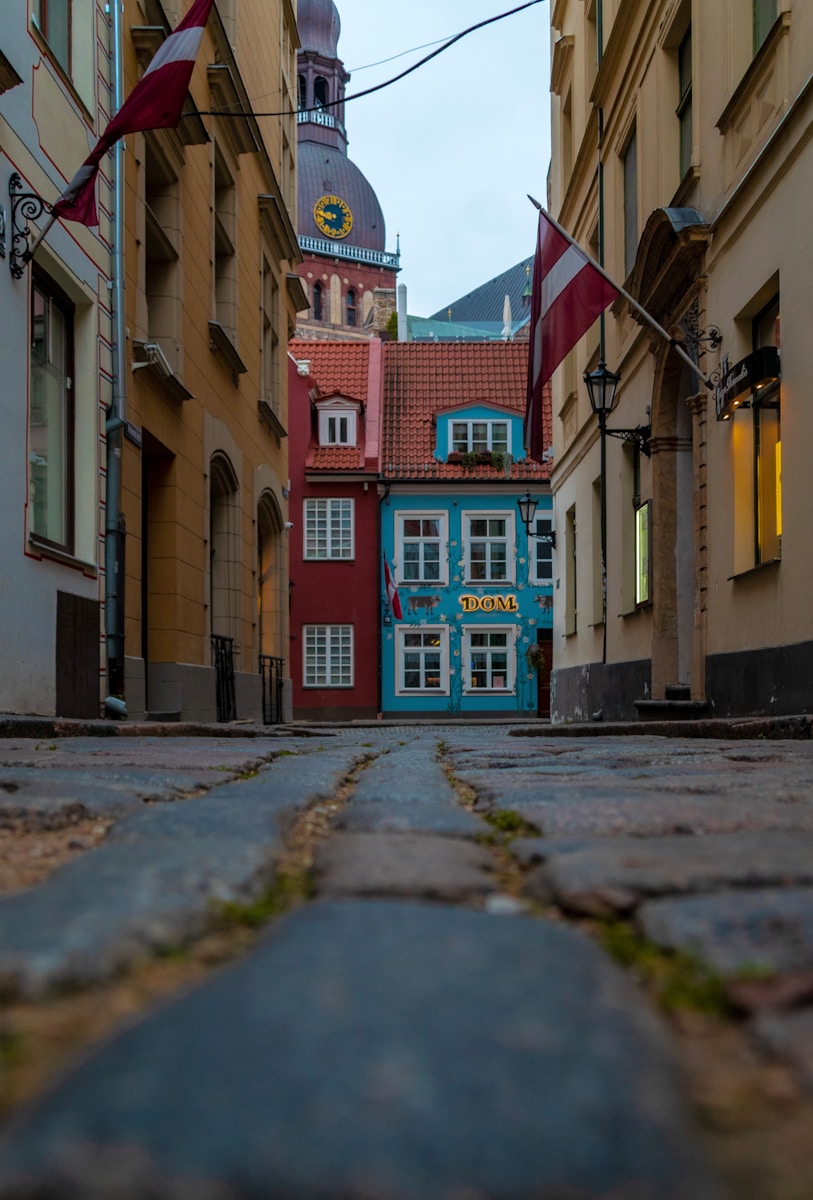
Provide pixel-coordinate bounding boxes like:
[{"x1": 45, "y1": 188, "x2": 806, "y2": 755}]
[
  {"x1": 524, "y1": 208, "x2": 620, "y2": 462},
  {"x1": 52, "y1": 0, "x2": 214, "y2": 226}
]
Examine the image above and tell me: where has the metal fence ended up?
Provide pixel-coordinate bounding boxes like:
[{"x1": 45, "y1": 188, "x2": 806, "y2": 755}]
[
  {"x1": 211, "y1": 634, "x2": 236, "y2": 722},
  {"x1": 259, "y1": 654, "x2": 285, "y2": 725}
]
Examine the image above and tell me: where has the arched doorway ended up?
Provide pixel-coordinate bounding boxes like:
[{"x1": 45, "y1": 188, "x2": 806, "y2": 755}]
[{"x1": 257, "y1": 490, "x2": 285, "y2": 723}]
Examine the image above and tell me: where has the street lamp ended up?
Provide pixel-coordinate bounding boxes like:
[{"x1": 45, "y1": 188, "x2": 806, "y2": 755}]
[
  {"x1": 584, "y1": 362, "x2": 651, "y2": 665},
  {"x1": 585, "y1": 362, "x2": 620, "y2": 666},
  {"x1": 518, "y1": 492, "x2": 555, "y2": 546}
]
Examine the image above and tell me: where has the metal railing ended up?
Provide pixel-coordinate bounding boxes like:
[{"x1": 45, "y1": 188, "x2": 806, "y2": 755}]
[
  {"x1": 297, "y1": 109, "x2": 336, "y2": 128},
  {"x1": 297, "y1": 235, "x2": 400, "y2": 270},
  {"x1": 259, "y1": 654, "x2": 285, "y2": 725},
  {"x1": 211, "y1": 634, "x2": 236, "y2": 722}
]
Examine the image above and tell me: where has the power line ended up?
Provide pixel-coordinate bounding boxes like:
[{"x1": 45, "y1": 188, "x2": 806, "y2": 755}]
[{"x1": 193, "y1": 0, "x2": 545, "y2": 119}]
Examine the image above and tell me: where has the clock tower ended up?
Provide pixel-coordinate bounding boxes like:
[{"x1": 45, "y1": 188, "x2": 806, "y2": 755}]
[{"x1": 296, "y1": 0, "x2": 400, "y2": 339}]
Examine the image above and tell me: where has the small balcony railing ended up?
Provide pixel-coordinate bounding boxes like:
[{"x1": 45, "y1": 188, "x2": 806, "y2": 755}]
[
  {"x1": 211, "y1": 634, "x2": 236, "y2": 723},
  {"x1": 259, "y1": 654, "x2": 285, "y2": 725}
]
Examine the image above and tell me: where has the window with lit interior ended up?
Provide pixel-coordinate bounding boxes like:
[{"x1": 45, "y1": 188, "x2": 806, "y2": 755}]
[
  {"x1": 396, "y1": 627, "x2": 449, "y2": 695},
  {"x1": 463, "y1": 626, "x2": 515, "y2": 693}
]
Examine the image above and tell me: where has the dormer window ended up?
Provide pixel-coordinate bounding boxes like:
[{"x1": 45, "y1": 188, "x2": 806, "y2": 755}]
[
  {"x1": 317, "y1": 399, "x2": 359, "y2": 446},
  {"x1": 450, "y1": 420, "x2": 510, "y2": 455}
]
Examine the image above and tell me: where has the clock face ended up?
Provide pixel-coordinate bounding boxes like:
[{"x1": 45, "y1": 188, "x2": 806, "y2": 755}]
[{"x1": 314, "y1": 194, "x2": 353, "y2": 240}]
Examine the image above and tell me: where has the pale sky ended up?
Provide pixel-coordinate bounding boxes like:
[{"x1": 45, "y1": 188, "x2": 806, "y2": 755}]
[{"x1": 328, "y1": 1, "x2": 552, "y2": 317}]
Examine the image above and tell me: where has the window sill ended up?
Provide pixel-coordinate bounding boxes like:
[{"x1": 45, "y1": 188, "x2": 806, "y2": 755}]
[
  {"x1": 717, "y1": 14, "x2": 791, "y2": 134},
  {"x1": 728, "y1": 557, "x2": 781, "y2": 582},
  {"x1": 621, "y1": 602, "x2": 652, "y2": 617},
  {"x1": 28, "y1": 536, "x2": 97, "y2": 576}
]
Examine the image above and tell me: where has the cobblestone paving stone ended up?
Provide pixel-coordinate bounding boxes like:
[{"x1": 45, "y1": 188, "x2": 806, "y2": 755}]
[{"x1": 0, "y1": 721, "x2": 813, "y2": 1197}]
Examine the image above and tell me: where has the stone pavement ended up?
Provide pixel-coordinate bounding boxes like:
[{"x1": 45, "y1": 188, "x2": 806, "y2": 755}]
[{"x1": 0, "y1": 721, "x2": 812, "y2": 1197}]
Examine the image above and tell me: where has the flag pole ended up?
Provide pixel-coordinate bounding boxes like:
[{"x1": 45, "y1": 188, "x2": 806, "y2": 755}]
[
  {"x1": 24, "y1": 212, "x2": 58, "y2": 261},
  {"x1": 527, "y1": 195, "x2": 713, "y2": 391}
]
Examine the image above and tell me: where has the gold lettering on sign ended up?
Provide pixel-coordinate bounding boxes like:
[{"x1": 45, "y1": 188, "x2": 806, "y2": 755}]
[{"x1": 460, "y1": 595, "x2": 518, "y2": 613}]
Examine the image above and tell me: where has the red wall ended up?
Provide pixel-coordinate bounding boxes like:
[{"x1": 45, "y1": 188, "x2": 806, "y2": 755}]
[{"x1": 288, "y1": 361, "x2": 380, "y2": 720}]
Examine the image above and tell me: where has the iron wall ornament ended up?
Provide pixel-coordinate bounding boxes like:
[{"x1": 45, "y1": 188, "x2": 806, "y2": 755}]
[
  {"x1": 680, "y1": 298, "x2": 722, "y2": 360},
  {"x1": 8, "y1": 173, "x2": 52, "y2": 279}
]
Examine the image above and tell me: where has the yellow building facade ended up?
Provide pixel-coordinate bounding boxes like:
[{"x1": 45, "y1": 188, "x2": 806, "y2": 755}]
[
  {"x1": 121, "y1": 0, "x2": 304, "y2": 721},
  {"x1": 548, "y1": 0, "x2": 812, "y2": 721}
]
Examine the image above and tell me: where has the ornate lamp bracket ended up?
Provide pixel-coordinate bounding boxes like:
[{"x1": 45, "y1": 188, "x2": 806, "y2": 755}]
[
  {"x1": 9, "y1": 173, "x2": 52, "y2": 279},
  {"x1": 680, "y1": 299, "x2": 722, "y2": 362}
]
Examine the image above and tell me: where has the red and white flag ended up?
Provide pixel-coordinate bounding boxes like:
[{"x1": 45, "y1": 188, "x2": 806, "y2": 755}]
[
  {"x1": 52, "y1": 0, "x2": 214, "y2": 226},
  {"x1": 525, "y1": 208, "x2": 620, "y2": 461},
  {"x1": 383, "y1": 556, "x2": 403, "y2": 620}
]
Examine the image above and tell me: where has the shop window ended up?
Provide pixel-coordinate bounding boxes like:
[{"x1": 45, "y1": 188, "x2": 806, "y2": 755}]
[
  {"x1": 304, "y1": 625, "x2": 352, "y2": 687},
  {"x1": 463, "y1": 626, "x2": 515, "y2": 693},
  {"x1": 463, "y1": 513, "x2": 514, "y2": 584},
  {"x1": 450, "y1": 420, "x2": 509, "y2": 455},
  {"x1": 677, "y1": 27, "x2": 693, "y2": 179},
  {"x1": 732, "y1": 293, "x2": 781, "y2": 573},
  {"x1": 635, "y1": 500, "x2": 652, "y2": 605},
  {"x1": 396, "y1": 627, "x2": 449, "y2": 695},
  {"x1": 304, "y1": 497, "x2": 354, "y2": 560},
  {"x1": 397, "y1": 512, "x2": 448, "y2": 585},
  {"x1": 30, "y1": 271, "x2": 74, "y2": 552}
]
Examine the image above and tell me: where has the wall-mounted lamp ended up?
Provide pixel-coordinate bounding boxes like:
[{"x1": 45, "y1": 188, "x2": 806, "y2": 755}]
[
  {"x1": 518, "y1": 492, "x2": 555, "y2": 546},
  {"x1": 584, "y1": 361, "x2": 651, "y2": 456}
]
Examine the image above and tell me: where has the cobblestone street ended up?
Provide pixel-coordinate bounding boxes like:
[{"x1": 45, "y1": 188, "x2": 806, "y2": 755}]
[{"x1": 1, "y1": 719, "x2": 813, "y2": 1198}]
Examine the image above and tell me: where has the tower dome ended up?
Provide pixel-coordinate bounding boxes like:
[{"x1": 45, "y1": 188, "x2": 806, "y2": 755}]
[
  {"x1": 298, "y1": 143, "x2": 386, "y2": 251},
  {"x1": 298, "y1": 0, "x2": 341, "y2": 58}
]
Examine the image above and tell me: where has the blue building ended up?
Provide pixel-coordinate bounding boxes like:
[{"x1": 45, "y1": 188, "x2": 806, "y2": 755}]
[{"x1": 380, "y1": 342, "x2": 553, "y2": 719}]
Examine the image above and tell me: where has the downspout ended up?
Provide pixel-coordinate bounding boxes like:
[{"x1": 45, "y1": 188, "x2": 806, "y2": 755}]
[{"x1": 104, "y1": 0, "x2": 127, "y2": 717}]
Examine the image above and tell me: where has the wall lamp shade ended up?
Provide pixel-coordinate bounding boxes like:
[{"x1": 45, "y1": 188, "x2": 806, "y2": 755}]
[
  {"x1": 518, "y1": 491, "x2": 539, "y2": 533},
  {"x1": 584, "y1": 361, "x2": 621, "y2": 417}
]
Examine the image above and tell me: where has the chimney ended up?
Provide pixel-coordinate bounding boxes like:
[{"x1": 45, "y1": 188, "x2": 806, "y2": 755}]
[{"x1": 397, "y1": 284, "x2": 408, "y2": 342}]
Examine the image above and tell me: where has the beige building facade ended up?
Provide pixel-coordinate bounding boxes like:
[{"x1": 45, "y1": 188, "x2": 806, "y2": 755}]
[
  {"x1": 548, "y1": 0, "x2": 811, "y2": 721},
  {"x1": 121, "y1": 0, "x2": 304, "y2": 722}
]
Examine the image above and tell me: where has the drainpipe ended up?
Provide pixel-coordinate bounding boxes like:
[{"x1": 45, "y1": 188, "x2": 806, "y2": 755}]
[{"x1": 104, "y1": 0, "x2": 127, "y2": 718}]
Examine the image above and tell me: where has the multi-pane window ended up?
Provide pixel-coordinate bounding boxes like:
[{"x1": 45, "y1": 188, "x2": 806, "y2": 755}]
[
  {"x1": 304, "y1": 498, "x2": 354, "y2": 559},
  {"x1": 261, "y1": 256, "x2": 280, "y2": 411},
  {"x1": 677, "y1": 28, "x2": 693, "y2": 179},
  {"x1": 34, "y1": 0, "x2": 71, "y2": 74},
  {"x1": 397, "y1": 628, "x2": 448, "y2": 694},
  {"x1": 532, "y1": 517, "x2": 554, "y2": 585},
  {"x1": 303, "y1": 625, "x2": 352, "y2": 687},
  {"x1": 623, "y1": 124, "x2": 638, "y2": 277},
  {"x1": 313, "y1": 282, "x2": 323, "y2": 321},
  {"x1": 754, "y1": 0, "x2": 777, "y2": 51},
  {"x1": 465, "y1": 514, "x2": 512, "y2": 583},
  {"x1": 398, "y1": 513, "x2": 447, "y2": 584},
  {"x1": 346, "y1": 289, "x2": 357, "y2": 327},
  {"x1": 451, "y1": 420, "x2": 509, "y2": 455},
  {"x1": 464, "y1": 628, "x2": 513, "y2": 692},
  {"x1": 30, "y1": 273, "x2": 73, "y2": 550}
]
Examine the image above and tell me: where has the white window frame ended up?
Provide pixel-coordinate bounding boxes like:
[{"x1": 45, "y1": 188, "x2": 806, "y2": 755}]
[
  {"x1": 303, "y1": 624, "x2": 353, "y2": 688},
  {"x1": 303, "y1": 497, "x2": 354, "y2": 560},
  {"x1": 317, "y1": 401, "x2": 358, "y2": 446},
  {"x1": 462, "y1": 624, "x2": 516, "y2": 694},
  {"x1": 395, "y1": 510, "x2": 449, "y2": 586},
  {"x1": 462, "y1": 510, "x2": 515, "y2": 584},
  {"x1": 448, "y1": 419, "x2": 511, "y2": 455},
  {"x1": 530, "y1": 514, "x2": 555, "y2": 585},
  {"x1": 395, "y1": 625, "x2": 449, "y2": 696}
]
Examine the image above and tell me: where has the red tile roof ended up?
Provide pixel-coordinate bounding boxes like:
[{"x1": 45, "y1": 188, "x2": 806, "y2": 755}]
[
  {"x1": 382, "y1": 342, "x2": 551, "y2": 481},
  {"x1": 289, "y1": 339, "x2": 370, "y2": 402},
  {"x1": 309, "y1": 445, "x2": 365, "y2": 470}
]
